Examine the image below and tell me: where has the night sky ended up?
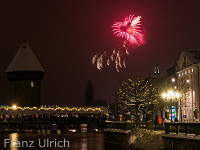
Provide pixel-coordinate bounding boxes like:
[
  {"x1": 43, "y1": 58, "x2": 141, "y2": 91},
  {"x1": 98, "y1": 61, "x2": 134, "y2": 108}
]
[{"x1": 0, "y1": 0, "x2": 200, "y2": 106}]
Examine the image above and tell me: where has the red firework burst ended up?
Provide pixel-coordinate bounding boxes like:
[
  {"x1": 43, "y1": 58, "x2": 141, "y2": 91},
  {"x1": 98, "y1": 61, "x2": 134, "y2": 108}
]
[{"x1": 112, "y1": 15, "x2": 142, "y2": 45}]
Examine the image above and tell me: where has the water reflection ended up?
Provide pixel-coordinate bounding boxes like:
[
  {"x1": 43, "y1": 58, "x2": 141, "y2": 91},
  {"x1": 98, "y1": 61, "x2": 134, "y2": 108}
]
[
  {"x1": 47, "y1": 130, "x2": 50, "y2": 134},
  {"x1": 80, "y1": 124, "x2": 87, "y2": 133},
  {"x1": 1, "y1": 131, "x2": 108, "y2": 150},
  {"x1": 9, "y1": 133, "x2": 19, "y2": 150},
  {"x1": 57, "y1": 130, "x2": 61, "y2": 134},
  {"x1": 81, "y1": 138, "x2": 87, "y2": 150}
]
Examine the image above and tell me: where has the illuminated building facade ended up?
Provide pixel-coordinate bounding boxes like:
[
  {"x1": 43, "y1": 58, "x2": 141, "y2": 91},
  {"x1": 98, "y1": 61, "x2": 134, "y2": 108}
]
[
  {"x1": 176, "y1": 51, "x2": 200, "y2": 122},
  {"x1": 5, "y1": 41, "x2": 44, "y2": 107}
]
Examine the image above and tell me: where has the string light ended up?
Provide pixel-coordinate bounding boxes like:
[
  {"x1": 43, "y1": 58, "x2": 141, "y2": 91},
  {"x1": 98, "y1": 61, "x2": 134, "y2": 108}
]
[{"x1": 0, "y1": 106, "x2": 106, "y2": 113}]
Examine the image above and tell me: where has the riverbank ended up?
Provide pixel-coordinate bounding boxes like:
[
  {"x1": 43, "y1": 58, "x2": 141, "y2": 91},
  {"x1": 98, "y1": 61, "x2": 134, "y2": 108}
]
[
  {"x1": 129, "y1": 128, "x2": 164, "y2": 150},
  {"x1": 104, "y1": 128, "x2": 165, "y2": 150}
]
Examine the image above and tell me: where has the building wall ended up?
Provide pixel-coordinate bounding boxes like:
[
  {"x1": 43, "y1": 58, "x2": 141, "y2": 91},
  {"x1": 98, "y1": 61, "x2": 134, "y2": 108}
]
[
  {"x1": 7, "y1": 71, "x2": 43, "y2": 107},
  {"x1": 177, "y1": 65, "x2": 199, "y2": 122}
]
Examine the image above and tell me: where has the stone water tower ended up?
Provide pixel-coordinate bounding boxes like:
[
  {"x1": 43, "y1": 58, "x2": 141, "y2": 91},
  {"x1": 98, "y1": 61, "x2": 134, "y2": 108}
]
[{"x1": 5, "y1": 41, "x2": 45, "y2": 107}]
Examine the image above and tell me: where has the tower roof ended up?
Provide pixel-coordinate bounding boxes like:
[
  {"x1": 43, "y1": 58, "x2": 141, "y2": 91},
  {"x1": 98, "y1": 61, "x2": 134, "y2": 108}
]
[{"x1": 6, "y1": 42, "x2": 45, "y2": 73}]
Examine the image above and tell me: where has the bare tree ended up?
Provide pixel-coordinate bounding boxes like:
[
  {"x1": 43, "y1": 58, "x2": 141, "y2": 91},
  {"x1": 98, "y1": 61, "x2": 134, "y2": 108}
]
[{"x1": 111, "y1": 79, "x2": 155, "y2": 122}]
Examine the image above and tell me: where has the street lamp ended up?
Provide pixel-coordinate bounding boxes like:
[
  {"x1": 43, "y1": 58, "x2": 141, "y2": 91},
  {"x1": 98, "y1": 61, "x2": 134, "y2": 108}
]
[
  {"x1": 171, "y1": 78, "x2": 176, "y2": 83},
  {"x1": 162, "y1": 90, "x2": 179, "y2": 122},
  {"x1": 162, "y1": 91, "x2": 179, "y2": 100}
]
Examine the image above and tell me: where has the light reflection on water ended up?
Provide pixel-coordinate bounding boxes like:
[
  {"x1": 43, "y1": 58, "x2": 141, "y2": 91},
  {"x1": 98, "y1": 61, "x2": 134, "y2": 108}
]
[
  {"x1": 81, "y1": 138, "x2": 87, "y2": 150},
  {"x1": 0, "y1": 131, "x2": 106, "y2": 150},
  {"x1": 9, "y1": 133, "x2": 18, "y2": 150}
]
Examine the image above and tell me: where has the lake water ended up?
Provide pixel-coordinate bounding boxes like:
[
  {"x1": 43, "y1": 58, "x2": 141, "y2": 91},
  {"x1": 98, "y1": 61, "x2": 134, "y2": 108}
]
[{"x1": 0, "y1": 130, "x2": 122, "y2": 150}]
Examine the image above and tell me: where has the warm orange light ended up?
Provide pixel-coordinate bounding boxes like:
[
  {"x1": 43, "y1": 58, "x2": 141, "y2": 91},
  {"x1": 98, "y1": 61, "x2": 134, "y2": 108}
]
[
  {"x1": 12, "y1": 105, "x2": 17, "y2": 110},
  {"x1": 162, "y1": 93, "x2": 166, "y2": 98}
]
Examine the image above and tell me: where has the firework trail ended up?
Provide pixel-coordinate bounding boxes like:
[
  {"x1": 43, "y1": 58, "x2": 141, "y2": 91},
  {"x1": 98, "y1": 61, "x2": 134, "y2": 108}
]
[
  {"x1": 92, "y1": 43, "x2": 128, "y2": 72},
  {"x1": 92, "y1": 14, "x2": 143, "y2": 72}
]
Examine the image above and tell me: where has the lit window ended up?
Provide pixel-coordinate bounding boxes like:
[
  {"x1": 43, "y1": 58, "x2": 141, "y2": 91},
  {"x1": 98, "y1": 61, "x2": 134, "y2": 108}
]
[
  {"x1": 188, "y1": 70, "x2": 190, "y2": 73},
  {"x1": 182, "y1": 73, "x2": 183, "y2": 76},
  {"x1": 31, "y1": 82, "x2": 34, "y2": 87},
  {"x1": 179, "y1": 74, "x2": 181, "y2": 77},
  {"x1": 185, "y1": 71, "x2": 187, "y2": 75},
  {"x1": 192, "y1": 68, "x2": 193, "y2": 72}
]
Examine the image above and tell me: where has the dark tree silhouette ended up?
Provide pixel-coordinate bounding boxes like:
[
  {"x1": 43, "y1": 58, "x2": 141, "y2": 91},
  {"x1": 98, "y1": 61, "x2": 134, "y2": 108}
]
[{"x1": 85, "y1": 80, "x2": 94, "y2": 106}]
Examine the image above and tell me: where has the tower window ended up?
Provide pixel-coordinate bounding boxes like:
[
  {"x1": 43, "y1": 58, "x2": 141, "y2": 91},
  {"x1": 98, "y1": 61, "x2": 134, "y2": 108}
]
[
  {"x1": 153, "y1": 64, "x2": 160, "y2": 74},
  {"x1": 31, "y1": 82, "x2": 34, "y2": 87}
]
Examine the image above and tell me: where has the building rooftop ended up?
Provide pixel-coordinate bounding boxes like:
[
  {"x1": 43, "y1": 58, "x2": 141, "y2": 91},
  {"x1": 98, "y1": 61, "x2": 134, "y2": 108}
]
[
  {"x1": 183, "y1": 51, "x2": 200, "y2": 64},
  {"x1": 6, "y1": 42, "x2": 45, "y2": 73}
]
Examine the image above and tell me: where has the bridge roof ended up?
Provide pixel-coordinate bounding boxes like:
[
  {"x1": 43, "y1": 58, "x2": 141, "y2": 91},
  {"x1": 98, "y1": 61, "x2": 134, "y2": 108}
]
[{"x1": 0, "y1": 106, "x2": 108, "y2": 115}]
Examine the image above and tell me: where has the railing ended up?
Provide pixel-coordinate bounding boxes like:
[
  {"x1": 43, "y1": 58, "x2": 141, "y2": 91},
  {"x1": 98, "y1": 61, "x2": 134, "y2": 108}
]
[
  {"x1": 165, "y1": 122, "x2": 200, "y2": 135},
  {"x1": 0, "y1": 115, "x2": 106, "y2": 124},
  {"x1": 0, "y1": 118, "x2": 106, "y2": 130},
  {"x1": 105, "y1": 121, "x2": 149, "y2": 130}
]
